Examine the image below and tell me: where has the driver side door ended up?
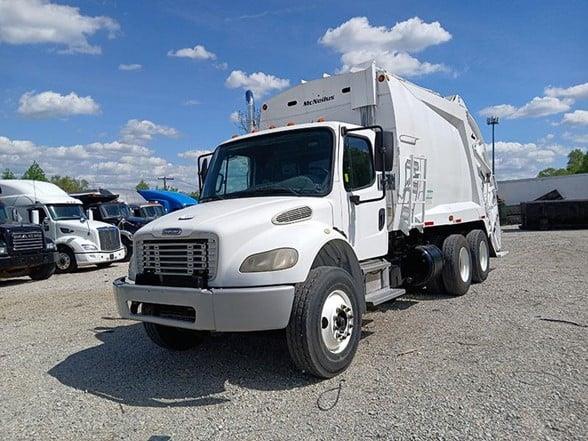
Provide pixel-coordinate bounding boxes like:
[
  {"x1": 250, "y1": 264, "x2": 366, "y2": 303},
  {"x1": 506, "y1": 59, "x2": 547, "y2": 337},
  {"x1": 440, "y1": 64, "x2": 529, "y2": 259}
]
[{"x1": 341, "y1": 135, "x2": 388, "y2": 260}]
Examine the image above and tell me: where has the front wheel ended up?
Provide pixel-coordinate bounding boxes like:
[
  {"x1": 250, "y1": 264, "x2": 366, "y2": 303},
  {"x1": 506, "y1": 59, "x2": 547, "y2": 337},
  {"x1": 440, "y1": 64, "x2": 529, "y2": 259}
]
[
  {"x1": 55, "y1": 246, "x2": 77, "y2": 273},
  {"x1": 29, "y1": 262, "x2": 56, "y2": 281},
  {"x1": 286, "y1": 267, "x2": 362, "y2": 378},
  {"x1": 142, "y1": 304, "x2": 204, "y2": 350}
]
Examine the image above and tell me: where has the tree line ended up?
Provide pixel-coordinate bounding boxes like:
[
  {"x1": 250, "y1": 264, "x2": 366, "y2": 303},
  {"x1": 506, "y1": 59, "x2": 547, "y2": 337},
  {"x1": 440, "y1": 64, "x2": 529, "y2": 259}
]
[
  {"x1": 538, "y1": 149, "x2": 588, "y2": 177},
  {"x1": 2, "y1": 161, "x2": 90, "y2": 193}
]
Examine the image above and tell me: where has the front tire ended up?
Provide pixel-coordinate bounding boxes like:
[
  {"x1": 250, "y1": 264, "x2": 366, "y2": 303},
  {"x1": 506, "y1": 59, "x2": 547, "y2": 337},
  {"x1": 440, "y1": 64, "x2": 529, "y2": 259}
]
[
  {"x1": 55, "y1": 246, "x2": 77, "y2": 273},
  {"x1": 286, "y1": 267, "x2": 362, "y2": 379},
  {"x1": 142, "y1": 304, "x2": 203, "y2": 350},
  {"x1": 466, "y1": 230, "x2": 490, "y2": 283},
  {"x1": 29, "y1": 262, "x2": 55, "y2": 281}
]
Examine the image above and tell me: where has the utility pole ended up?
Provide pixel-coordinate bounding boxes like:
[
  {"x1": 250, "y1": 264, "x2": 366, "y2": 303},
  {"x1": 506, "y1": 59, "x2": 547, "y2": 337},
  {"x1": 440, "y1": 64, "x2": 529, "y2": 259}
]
[
  {"x1": 486, "y1": 116, "x2": 499, "y2": 175},
  {"x1": 158, "y1": 176, "x2": 174, "y2": 190}
]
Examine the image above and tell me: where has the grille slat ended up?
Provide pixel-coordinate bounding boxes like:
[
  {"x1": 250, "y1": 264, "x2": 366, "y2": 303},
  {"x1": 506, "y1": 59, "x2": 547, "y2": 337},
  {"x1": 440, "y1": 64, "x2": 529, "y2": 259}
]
[
  {"x1": 138, "y1": 236, "x2": 217, "y2": 279},
  {"x1": 11, "y1": 231, "x2": 44, "y2": 252},
  {"x1": 98, "y1": 227, "x2": 121, "y2": 251}
]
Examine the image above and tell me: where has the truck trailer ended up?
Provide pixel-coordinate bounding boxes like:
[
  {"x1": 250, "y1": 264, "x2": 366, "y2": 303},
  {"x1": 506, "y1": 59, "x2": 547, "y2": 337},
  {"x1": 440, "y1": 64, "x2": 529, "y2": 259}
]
[
  {"x1": 113, "y1": 66, "x2": 503, "y2": 378},
  {"x1": 0, "y1": 180, "x2": 126, "y2": 273}
]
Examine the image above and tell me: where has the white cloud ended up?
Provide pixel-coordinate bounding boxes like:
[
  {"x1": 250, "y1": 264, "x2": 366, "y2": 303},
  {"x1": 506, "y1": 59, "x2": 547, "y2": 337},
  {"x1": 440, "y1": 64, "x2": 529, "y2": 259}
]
[
  {"x1": 562, "y1": 132, "x2": 588, "y2": 143},
  {"x1": 17, "y1": 90, "x2": 100, "y2": 118},
  {"x1": 120, "y1": 119, "x2": 179, "y2": 145},
  {"x1": 561, "y1": 110, "x2": 588, "y2": 126},
  {"x1": 0, "y1": 134, "x2": 198, "y2": 192},
  {"x1": 545, "y1": 82, "x2": 588, "y2": 100},
  {"x1": 319, "y1": 16, "x2": 451, "y2": 77},
  {"x1": 225, "y1": 70, "x2": 290, "y2": 98},
  {"x1": 480, "y1": 97, "x2": 572, "y2": 119},
  {"x1": 488, "y1": 141, "x2": 573, "y2": 179},
  {"x1": 0, "y1": 0, "x2": 119, "y2": 54},
  {"x1": 167, "y1": 44, "x2": 216, "y2": 60},
  {"x1": 118, "y1": 63, "x2": 142, "y2": 71},
  {"x1": 178, "y1": 149, "x2": 211, "y2": 160}
]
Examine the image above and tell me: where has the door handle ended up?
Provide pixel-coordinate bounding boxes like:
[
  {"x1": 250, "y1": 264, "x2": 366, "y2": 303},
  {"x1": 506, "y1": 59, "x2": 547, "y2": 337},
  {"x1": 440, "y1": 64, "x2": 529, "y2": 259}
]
[{"x1": 378, "y1": 208, "x2": 385, "y2": 230}]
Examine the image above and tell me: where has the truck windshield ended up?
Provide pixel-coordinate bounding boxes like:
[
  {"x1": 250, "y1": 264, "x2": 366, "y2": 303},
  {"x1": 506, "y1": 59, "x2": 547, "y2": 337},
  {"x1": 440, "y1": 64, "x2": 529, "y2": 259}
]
[
  {"x1": 48, "y1": 204, "x2": 86, "y2": 220},
  {"x1": 201, "y1": 128, "x2": 333, "y2": 201},
  {"x1": 141, "y1": 205, "x2": 164, "y2": 218},
  {"x1": 101, "y1": 203, "x2": 132, "y2": 219}
]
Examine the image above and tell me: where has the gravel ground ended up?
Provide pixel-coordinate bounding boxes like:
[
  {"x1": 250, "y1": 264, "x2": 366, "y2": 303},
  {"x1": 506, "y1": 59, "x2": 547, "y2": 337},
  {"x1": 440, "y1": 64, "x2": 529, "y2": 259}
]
[{"x1": 0, "y1": 227, "x2": 586, "y2": 440}]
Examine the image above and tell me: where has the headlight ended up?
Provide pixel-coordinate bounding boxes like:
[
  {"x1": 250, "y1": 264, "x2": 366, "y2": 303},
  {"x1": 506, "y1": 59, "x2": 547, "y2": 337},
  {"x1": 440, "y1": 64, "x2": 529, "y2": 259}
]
[
  {"x1": 240, "y1": 248, "x2": 298, "y2": 273},
  {"x1": 46, "y1": 241, "x2": 56, "y2": 250},
  {"x1": 81, "y1": 244, "x2": 98, "y2": 251},
  {"x1": 0, "y1": 241, "x2": 7, "y2": 256}
]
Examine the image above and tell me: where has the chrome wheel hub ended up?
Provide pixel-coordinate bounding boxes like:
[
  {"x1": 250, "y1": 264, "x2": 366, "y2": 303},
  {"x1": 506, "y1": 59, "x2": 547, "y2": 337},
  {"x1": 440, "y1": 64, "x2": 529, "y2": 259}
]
[
  {"x1": 479, "y1": 240, "x2": 489, "y2": 272},
  {"x1": 56, "y1": 252, "x2": 70, "y2": 270},
  {"x1": 459, "y1": 247, "x2": 471, "y2": 282},
  {"x1": 320, "y1": 290, "x2": 354, "y2": 354}
]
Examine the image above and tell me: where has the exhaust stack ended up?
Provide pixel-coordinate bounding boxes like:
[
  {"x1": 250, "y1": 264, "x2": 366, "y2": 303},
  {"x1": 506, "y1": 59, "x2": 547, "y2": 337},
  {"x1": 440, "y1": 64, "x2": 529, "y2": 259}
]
[{"x1": 245, "y1": 90, "x2": 255, "y2": 132}]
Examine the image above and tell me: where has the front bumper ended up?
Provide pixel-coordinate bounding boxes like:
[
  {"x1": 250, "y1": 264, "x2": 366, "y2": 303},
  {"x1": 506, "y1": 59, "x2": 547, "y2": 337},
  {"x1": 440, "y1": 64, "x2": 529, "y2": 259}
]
[
  {"x1": 113, "y1": 277, "x2": 295, "y2": 332},
  {"x1": 0, "y1": 250, "x2": 56, "y2": 272},
  {"x1": 75, "y1": 248, "x2": 125, "y2": 266}
]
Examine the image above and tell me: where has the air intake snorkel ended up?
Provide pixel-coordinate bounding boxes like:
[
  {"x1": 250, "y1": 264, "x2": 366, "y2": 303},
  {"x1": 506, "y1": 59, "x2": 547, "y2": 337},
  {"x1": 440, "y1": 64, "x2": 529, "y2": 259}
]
[{"x1": 246, "y1": 89, "x2": 255, "y2": 132}]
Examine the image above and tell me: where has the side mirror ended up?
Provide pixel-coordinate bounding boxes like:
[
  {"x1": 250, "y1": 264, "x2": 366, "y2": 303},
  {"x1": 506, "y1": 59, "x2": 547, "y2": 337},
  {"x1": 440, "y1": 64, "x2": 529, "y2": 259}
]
[
  {"x1": 198, "y1": 152, "x2": 213, "y2": 192},
  {"x1": 31, "y1": 209, "x2": 40, "y2": 224},
  {"x1": 375, "y1": 131, "x2": 394, "y2": 171}
]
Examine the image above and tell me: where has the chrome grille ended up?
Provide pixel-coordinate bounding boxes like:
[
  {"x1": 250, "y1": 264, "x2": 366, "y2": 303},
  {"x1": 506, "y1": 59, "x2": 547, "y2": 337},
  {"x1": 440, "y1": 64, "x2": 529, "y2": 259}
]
[
  {"x1": 11, "y1": 231, "x2": 44, "y2": 252},
  {"x1": 98, "y1": 227, "x2": 121, "y2": 251},
  {"x1": 138, "y1": 235, "x2": 218, "y2": 279}
]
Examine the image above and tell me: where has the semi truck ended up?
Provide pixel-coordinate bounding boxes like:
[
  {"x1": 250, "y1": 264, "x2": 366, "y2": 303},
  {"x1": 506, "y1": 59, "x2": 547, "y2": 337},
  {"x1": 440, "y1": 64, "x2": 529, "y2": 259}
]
[
  {"x1": 113, "y1": 65, "x2": 503, "y2": 378},
  {"x1": 137, "y1": 189, "x2": 197, "y2": 213},
  {"x1": 70, "y1": 188, "x2": 152, "y2": 260},
  {"x1": 0, "y1": 180, "x2": 125, "y2": 273},
  {"x1": 0, "y1": 201, "x2": 56, "y2": 281}
]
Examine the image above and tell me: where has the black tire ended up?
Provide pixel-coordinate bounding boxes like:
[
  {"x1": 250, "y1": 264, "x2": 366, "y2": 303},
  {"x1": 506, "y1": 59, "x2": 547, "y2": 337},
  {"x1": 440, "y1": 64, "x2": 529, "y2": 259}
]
[
  {"x1": 121, "y1": 237, "x2": 132, "y2": 262},
  {"x1": 142, "y1": 304, "x2": 203, "y2": 351},
  {"x1": 440, "y1": 234, "x2": 472, "y2": 296},
  {"x1": 466, "y1": 230, "x2": 490, "y2": 283},
  {"x1": 97, "y1": 262, "x2": 113, "y2": 269},
  {"x1": 55, "y1": 246, "x2": 77, "y2": 273},
  {"x1": 29, "y1": 263, "x2": 56, "y2": 281},
  {"x1": 286, "y1": 266, "x2": 362, "y2": 378}
]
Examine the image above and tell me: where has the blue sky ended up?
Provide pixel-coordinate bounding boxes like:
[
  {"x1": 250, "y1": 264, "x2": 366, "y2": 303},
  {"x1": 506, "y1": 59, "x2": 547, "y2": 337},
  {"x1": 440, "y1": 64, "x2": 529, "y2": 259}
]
[{"x1": 1, "y1": 0, "x2": 587, "y2": 189}]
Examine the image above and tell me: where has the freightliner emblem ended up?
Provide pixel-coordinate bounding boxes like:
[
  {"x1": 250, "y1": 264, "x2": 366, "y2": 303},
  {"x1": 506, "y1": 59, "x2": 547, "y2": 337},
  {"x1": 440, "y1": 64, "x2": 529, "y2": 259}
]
[{"x1": 162, "y1": 228, "x2": 182, "y2": 236}]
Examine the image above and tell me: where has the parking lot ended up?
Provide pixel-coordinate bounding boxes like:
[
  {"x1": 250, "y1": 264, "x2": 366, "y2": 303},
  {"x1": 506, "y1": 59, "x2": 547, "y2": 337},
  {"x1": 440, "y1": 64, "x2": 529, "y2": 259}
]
[{"x1": 0, "y1": 227, "x2": 586, "y2": 440}]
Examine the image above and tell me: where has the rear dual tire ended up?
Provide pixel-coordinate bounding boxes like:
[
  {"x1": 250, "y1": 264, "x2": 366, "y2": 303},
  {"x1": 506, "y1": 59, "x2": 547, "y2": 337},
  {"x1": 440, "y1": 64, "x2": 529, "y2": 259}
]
[
  {"x1": 466, "y1": 230, "x2": 490, "y2": 283},
  {"x1": 428, "y1": 234, "x2": 472, "y2": 296}
]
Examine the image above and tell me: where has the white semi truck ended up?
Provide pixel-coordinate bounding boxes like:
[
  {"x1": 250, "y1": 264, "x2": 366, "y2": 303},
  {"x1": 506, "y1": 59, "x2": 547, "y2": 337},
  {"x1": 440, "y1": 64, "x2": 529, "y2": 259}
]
[
  {"x1": 113, "y1": 65, "x2": 503, "y2": 378},
  {"x1": 0, "y1": 180, "x2": 125, "y2": 272}
]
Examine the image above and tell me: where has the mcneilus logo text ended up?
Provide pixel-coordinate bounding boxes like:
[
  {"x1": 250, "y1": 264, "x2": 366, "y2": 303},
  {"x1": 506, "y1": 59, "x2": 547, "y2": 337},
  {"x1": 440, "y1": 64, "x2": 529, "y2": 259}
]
[{"x1": 303, "y1": 95, "x2": 335, "y2": 106}]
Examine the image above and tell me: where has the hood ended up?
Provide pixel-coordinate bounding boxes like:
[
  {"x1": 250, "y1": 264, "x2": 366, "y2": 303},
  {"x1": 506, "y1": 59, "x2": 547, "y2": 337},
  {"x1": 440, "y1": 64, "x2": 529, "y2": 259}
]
[
  {"x1": 136, "y1": 196, "x2": 334, "y2": 238},
  {"x1": 58, "y1": 218, "x2": 114, "y2": 234}
]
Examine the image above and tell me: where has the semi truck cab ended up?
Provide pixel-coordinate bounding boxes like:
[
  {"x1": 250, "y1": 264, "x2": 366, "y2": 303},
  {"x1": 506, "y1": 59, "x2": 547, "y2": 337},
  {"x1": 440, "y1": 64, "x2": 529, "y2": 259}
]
[
  {"x1": 0, "y1": 202, "x2": 56, "y2": 281},
  {"x1": 0, "y1": 180, "x2": 125, "y2": 272}
]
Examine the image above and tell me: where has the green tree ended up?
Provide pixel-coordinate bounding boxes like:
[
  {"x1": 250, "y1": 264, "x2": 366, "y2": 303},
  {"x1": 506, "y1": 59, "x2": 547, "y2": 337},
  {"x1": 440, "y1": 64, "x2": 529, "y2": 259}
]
[
  {"x1": 537, "y1": 167, "x2": 568, "y2": 178},
  {"x1": 1, "y1": 168, "x2": 16, "y2": 179},
  {"x1": 188, "y1": 191, "x2": 200, "y2": 200},
  {"x1": 22, "y1": 161, "x2": 47, "y2": 181},
  {"x1": 50, "y1": 175, "x2": 89, "y2": 193},
  {"x1": 136, "y1": 179, "x2": 150, "y2": 190},
  {"x1": 566, "y1": 149, "x2": 585, "y2": 174},
  {"x1": 580, "y1": 152, "x2": 588, "y2": 174}
]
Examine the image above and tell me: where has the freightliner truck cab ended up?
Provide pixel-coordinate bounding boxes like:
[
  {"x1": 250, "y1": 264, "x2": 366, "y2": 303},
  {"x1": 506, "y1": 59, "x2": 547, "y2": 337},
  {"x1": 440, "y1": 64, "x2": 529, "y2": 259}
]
[{"x1": 113, "y1": 66, "x2": 502, "y2": 378}]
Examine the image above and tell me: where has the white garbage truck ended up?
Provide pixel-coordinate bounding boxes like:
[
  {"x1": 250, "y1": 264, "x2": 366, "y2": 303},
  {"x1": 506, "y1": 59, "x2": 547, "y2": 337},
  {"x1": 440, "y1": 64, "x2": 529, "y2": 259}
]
[
  {"x1": 0, "y1": 180, "x2": 125, "y2": 272},
  {"x1": 113, "y1": 65, "x2": 503, "y2": 378}
]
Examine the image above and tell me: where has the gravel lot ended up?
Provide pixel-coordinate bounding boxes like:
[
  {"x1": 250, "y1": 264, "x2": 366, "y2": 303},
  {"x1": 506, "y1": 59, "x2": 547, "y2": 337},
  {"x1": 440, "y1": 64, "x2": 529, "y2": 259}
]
[{"x1": 1, "y1": 227, "x2": 586, "y2": 440}]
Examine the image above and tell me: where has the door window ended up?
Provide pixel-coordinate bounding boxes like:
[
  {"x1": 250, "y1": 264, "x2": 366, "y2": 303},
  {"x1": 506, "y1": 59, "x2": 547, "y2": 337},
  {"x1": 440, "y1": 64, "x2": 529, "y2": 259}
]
[{"x1": 343, "y1": 136, "x2": 375, "y2": 191}]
